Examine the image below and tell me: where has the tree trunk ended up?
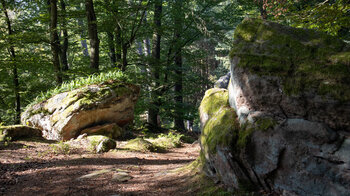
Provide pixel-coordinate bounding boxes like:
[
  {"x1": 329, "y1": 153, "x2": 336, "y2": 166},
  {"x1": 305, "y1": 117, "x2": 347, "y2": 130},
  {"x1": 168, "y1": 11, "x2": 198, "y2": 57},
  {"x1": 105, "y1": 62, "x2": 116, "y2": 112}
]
[
  {"x1": 107, "y1": 31, "x2": 116, "y2": 67},
  {"x1": 122, "y1": 43, "x2": 128, "y2": 71},
  {"x1": 258, "y1": 0, "x2": 268, "y2": 19},
  {"x1": 115, "y1": 25, "x2": 122, "y2": 68},
  {"x1": 85, "y1": 0, "x2": 99, "y2": 72},
  {"x1": 50, "y1": 0, "x2": 63, "y2": 84},
  {"x1": 148, "y1": 0, "x2": 162, "y2": 127},
  {"x1": 60, "y1": 0, "x2": 69, "y2": 71},
  {"x1": 1, "y1": 0, "x2": 20, "y2": 123},
  {"x1": 173, "y1": 0, "x2": 185, "y2": 130}
]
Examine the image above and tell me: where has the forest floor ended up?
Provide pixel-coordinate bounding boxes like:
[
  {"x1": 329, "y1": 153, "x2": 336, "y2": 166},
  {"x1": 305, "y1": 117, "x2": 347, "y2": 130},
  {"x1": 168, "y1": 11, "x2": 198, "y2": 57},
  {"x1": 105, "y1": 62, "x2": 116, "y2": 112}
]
[{"x1": 0, "y1": 135, "x2": 225, "y2": 196}]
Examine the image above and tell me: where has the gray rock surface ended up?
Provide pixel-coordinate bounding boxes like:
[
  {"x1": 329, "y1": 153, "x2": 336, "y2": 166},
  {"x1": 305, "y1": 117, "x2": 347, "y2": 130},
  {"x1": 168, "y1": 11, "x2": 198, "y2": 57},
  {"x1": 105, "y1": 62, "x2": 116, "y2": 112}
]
[
  {"x1": 214, "y1": 72, "x2": 230, "y2": 89},
  {"x1": 200, "y1": 18, "x2": 350, "y2": 196}
]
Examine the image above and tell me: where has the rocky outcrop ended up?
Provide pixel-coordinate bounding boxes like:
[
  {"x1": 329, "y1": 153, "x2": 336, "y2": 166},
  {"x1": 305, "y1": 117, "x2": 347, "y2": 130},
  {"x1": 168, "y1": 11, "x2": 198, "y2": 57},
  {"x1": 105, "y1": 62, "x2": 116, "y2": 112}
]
[
  {"x1": 21, "y1": 81, "x2": 140, "y2": 141},
  {"x1": 200, "y1": 18, "x2": 350, "y2": 196},
  {"x1": 0, "y1": 125, "x2": 42, "y2": 141}
]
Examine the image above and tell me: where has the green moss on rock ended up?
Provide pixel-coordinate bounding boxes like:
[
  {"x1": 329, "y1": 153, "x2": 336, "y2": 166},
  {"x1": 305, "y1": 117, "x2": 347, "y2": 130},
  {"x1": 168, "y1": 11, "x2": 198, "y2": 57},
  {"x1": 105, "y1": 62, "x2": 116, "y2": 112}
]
[
  {"x1": 201, "y1": 106, "x2": 240, "y2": 155},
  {"x1": 230, "y1": 18, "x2": 350, "y2": 101},
  {"x1": 123, "y1": 138, "x2": 158, "y2": 152},
  {"x1": 199, "y1": 88, "x2": 229, "y2": 117},
  {"x1": 87, "y1": 135, "x2": 116, "y2": 153}
]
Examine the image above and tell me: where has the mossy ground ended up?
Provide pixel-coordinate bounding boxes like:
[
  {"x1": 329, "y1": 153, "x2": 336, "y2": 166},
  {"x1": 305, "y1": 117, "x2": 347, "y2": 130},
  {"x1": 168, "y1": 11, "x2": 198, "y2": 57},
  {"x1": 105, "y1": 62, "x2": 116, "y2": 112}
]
[{"x1": 231, "y1": 18, "x2": 350, "y2": 101}]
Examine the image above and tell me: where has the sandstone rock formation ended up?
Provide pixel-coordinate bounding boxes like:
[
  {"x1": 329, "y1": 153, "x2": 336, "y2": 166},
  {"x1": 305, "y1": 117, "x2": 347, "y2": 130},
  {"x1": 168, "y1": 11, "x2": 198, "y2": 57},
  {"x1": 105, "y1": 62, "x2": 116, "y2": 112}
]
[
  {"x1": 200, "y1": 18, "x2": 350, "y2": 196},
  {"x1": 21, "y1": 81, "x2": 140, "y2": 141}
]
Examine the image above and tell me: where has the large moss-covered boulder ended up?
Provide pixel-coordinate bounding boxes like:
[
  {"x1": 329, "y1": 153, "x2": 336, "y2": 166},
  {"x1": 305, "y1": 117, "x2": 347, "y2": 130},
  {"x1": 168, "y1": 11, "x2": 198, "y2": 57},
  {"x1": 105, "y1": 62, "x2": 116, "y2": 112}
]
[
  {"x1": 21, "y1": 81, "x2": 140, "y2": 141},
  {"x1": 200, "y1": 18, "x2": 350, "y2": 196},
  {"x1": 229, "y1": 18, "x2": 350, "y2": 130}
]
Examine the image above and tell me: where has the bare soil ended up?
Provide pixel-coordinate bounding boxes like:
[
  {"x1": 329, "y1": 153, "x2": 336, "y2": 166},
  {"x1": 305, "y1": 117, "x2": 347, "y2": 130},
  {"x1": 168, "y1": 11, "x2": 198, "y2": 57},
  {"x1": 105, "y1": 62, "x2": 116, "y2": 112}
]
[{"x1": 0, "y1": 138, "x2": 201, "y2": 196}]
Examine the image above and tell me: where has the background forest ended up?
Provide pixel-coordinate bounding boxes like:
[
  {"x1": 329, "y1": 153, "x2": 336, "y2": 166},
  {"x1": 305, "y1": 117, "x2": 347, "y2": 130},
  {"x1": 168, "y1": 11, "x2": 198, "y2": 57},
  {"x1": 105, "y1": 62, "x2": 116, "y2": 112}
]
[{"x1": 0, "y1": 0, "x2": 349, "y2": 130}]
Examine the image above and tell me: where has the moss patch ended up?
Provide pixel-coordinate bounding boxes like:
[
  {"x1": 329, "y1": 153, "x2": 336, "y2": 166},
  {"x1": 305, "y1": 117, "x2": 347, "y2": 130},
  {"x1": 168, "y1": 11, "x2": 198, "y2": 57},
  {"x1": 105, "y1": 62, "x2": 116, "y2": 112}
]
[
  {"x1": 231, "y1": 18, "x2": 350, "y2": 101},
  {"x1": 87, "y1": 135, "x2": 116, "y2": 153},
  {"x1": 146, "y1": 132, "x2": 183, "y2": 149},
  {"x1": 122, "y1": 138, "x2": 159, "y2": 152},
  {"x1": 201, "y1": 106, "x2": 240, "y2": 155},
  {"x1": 199, "y1": 88, "x2": 229, "y2": 117}
]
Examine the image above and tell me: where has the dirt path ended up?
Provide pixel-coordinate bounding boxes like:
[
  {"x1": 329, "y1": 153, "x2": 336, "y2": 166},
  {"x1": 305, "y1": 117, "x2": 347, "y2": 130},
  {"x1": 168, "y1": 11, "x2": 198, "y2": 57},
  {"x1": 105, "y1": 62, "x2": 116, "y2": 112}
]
[{"x1": 0, "y1": 139, "x2": 201, "y2": 196}]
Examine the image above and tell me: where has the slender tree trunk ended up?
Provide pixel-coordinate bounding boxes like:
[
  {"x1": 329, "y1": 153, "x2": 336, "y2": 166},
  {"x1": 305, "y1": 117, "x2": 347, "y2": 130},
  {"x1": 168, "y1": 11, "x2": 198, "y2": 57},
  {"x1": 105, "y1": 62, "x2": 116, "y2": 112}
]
[
  {"x1": 85, "y1": 0, "x2": 99, "y2": 71},
  {"x1": 258, "y1": 0, "x2": 268, "y2": 19},
  {"x1": 107, "y1": 31, "x2": 116, "y2": 67},
  {"x1": 1, "y1": 0, "x2": 20, "y2": 123},
  {"x1": 122, "y1": 43, "x2": 128, "y2": 71},
  {"x1": 115, "y1": 25, "x2": 122, "y2": 67},
  {"x1": 173, "y1": 0, "x2": 185, "y2": 130},
  {"x1": 148, "y1": 0, "x2": 162, "y2": 127},
  {"x1": 60, "y1": 0, "x2": 69, "y2": 71},
  {"x1": 50, "y1": 0, "x2": 63, "y2": 84}
]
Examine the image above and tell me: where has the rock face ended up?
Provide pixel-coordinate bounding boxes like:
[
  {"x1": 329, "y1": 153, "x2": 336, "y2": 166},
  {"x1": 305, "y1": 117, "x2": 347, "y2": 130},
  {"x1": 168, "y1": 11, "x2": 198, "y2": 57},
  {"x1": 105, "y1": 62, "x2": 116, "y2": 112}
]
[
  {"x1": 21, "y1": 81, "x2": 140, "y2": 141},
  {"x1": 214, "y1": 72, "x2": 230, "y2": 89},
  {"x1": 200, "y1": 18, "x2": 350, "y2": 196}
]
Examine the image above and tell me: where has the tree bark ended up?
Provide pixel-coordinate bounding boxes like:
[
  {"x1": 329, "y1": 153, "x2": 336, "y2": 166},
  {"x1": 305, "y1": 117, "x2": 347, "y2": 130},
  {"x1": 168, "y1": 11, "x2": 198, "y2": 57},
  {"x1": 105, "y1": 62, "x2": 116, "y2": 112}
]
[
  {"x1": 50, "y1": 0, "x2": 63, "y2": 84},
  {"x1": 148, "y1": 0, "x2": 163, "y2": 127},
  {"x1": 173, "y1": 0, "x2": 185, "y2": 130},
  {"x1": 85, "y1": 0, "x2": 99, "y2": 72},
  {"x1": 122, "y1": 43, "x2": 128, "y2": 71},
  {"x1": 107, "y1": 31, "x2": 116, "y2": 67},
  {"x1": 258, "y1": 0, "x2": 268, "y2": 19},
  {"x1": 60, "y1": 0, "x2": 69, "y2": 71},
  {"x1": 1, "y1": 0, "x2": 20, "y2": 123},
  {"x1": 115, "y1": 25, "x2": 122, "y2": 67}
]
